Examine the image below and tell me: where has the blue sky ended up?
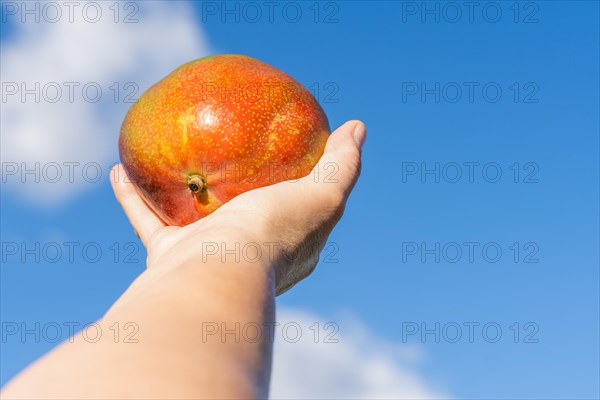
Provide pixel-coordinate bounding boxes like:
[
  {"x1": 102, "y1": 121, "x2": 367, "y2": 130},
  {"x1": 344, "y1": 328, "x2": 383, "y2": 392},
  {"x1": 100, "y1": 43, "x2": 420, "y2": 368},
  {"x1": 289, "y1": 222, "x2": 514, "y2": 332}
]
[{"x1": 1, "y1": 1, "x2": 599, "y2": 398}]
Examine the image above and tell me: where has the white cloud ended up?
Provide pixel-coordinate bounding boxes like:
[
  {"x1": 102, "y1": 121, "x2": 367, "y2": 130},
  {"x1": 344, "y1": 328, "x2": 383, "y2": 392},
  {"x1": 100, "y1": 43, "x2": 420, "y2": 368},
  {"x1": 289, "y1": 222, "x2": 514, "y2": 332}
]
[
  {"x1": 1, "y1": 1, "x2": 210, "y2": 205},
  {"x1": 271, "y1": 308, "x2": 451, "y2": 399}
]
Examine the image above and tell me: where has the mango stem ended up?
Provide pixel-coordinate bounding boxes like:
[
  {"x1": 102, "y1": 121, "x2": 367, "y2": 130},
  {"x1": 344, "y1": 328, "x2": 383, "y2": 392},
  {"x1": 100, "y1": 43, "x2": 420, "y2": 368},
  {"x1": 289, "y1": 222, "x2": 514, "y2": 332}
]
[{"x1": 187, "y1": 175, "x2": 205, "y2": 194}]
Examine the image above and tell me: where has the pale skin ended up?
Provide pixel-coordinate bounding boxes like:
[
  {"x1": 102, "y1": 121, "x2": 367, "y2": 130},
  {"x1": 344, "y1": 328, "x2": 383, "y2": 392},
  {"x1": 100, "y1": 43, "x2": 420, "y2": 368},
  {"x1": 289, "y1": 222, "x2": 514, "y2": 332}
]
[{"x1": 1, "y1": 120, "x2": 366, "y2": 399}]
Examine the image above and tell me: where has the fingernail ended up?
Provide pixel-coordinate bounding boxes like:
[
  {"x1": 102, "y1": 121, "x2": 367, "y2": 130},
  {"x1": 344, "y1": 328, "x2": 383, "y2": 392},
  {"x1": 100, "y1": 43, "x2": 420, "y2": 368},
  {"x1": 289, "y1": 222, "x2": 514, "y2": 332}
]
[{"x1": 353, "y1": 122, "x2": 366, "y2": 149}]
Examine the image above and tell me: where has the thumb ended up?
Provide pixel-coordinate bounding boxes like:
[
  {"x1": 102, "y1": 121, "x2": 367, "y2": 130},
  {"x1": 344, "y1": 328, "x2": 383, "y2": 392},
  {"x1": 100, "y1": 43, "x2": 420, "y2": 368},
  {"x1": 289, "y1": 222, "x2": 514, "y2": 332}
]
[
  {"x1": 110, "y1": 164, "x2": 166, "y2": 247},
  {"x1": 303, "y1": 120, "x2": 366, "y2": 205}
]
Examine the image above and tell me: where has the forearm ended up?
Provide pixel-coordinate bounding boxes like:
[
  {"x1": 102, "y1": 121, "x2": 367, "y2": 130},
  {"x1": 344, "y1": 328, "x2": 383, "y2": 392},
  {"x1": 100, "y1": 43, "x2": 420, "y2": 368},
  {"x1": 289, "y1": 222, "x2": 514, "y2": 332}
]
[
  {"x1": 2, "y1": 120, "x2": 364, "y2": 399},
  {"x1": 2, "y1": 251, "x2": 276, "y2": 399}
]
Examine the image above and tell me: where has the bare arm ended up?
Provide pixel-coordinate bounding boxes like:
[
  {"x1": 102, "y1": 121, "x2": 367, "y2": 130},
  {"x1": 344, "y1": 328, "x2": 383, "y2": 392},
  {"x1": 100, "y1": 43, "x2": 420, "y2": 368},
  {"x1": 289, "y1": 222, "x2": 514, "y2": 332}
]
[{"x1": 1, "y1": 121, "x2": 365, "y2": 399}]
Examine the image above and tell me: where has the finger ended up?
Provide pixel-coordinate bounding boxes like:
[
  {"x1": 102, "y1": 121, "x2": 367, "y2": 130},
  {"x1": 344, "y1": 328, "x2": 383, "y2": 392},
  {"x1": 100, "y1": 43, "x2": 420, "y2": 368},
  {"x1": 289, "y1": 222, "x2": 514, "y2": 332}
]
[
  {"x1": 110, "y1": 164, "x2": 166, "y2": 247},
  {"x1": 304, "y1": 120, "x2": 366, "y2": 203}
]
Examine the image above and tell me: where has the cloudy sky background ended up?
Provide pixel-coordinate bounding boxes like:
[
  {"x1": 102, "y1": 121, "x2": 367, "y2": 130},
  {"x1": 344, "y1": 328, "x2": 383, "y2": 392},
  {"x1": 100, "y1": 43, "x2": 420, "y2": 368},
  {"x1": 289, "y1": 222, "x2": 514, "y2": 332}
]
[
  {"x1": 1, "y1": 2, "x2": 447, "y2": 398},
  {"x1": 1, "y1": 1, "x2": 598, "y2": 399}
]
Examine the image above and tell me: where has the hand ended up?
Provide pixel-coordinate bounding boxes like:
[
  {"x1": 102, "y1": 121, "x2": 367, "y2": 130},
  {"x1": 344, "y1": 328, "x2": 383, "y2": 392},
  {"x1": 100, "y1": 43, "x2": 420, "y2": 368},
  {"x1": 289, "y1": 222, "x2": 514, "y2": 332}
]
[{"x1": 111, "y1": 120, "x2": 366, "y2": 295}]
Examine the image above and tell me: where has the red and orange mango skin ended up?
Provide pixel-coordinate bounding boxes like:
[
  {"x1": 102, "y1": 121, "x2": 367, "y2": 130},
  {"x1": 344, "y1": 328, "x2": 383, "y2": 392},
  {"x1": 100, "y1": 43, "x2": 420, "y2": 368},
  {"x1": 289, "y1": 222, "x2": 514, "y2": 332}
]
[{"x1": 119, "y1": 55, "x2": 330, "y2": 226}]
